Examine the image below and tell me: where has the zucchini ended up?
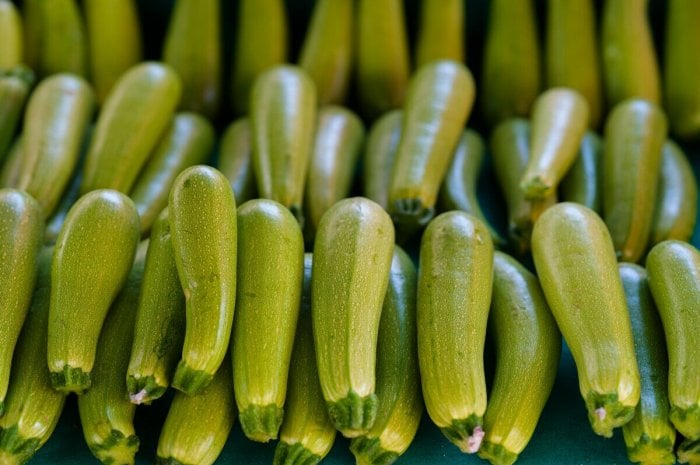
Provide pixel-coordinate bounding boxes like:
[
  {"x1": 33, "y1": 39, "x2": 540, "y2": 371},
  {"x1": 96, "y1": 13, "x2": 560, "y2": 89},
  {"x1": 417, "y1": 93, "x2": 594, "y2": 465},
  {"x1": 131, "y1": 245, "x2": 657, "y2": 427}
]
[
  {"x1": 21, "y1": 0, "x2": 39, "y2": 69},
  {"x1": 217, "y1": 118, "x2": 256, "y2": 204},
  {"x1": 298, "y1": 0, "x2": 353, "y2": 105},
  {"x1": 0, "y1": 189, "x2": 44, "y2": 415},
  {"x1": 169, "y1": 165, "x2": 237, "y2": 395},
  {"x1": 646, "y1": 240, "x2": 700, "y2": 440},
  {"x1": 233, "y1": 199, "x2": 304, "y2": 442},
  {"x1": 417, "y1": 211, "x2": 493, "y2": 453},
  {"x1": 478, "y1": 251, "x2": 561, "y2": 465},
  {"x1": 414, "y1": 0, "x2": 464, "y2": 68},
  {"x1": 129, "y1": 112, "x2": 214, "y2": 236},
  {"x1": 35, "y1": 0, "x2": 88, "y2": 78},
  {"x1": 81, "y1": 62, "x2": 182, "y2": 194},
  {"x1": 312, "y1": 197, "x2": 395, "y2": 438},
  {"x1": 0, "y1": 66, "x2": 33, "y2": 163},
  {"x1": 0, "y1": 0, "x2": 22, "y2": 70},
  {"x1": 363, "y1": 109, "x2": 402, "y2": 210},
  {"x1": 679, "y1": 437, "x2": 700, "y2": 465},
  {"x1": 560, "y1": 131, "x2": 603, "y2": 213},
  {"x1": 619, "y1": 263, "x2": 676, "y2": 465},
  {"x1": 531, "y1": 202, "x2": 641, "y2": 437},
  {"x1": 0, "y1": 135, "x2": 23, "y2": 188},
  {"x1": 350, "y1": 246, "x2": 422, "y2": 465},
  {"x1": 48, "y1": 189, "x2": 140, "y2": 393},
  {"x1": 274, "y1": 253, "x2": 337, "y2": 465}
]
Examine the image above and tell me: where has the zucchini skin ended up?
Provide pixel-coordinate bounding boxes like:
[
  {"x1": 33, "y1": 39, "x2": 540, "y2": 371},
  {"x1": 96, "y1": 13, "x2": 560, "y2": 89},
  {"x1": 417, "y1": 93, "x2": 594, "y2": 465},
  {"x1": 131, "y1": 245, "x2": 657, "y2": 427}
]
[
  {"x1": 232, "y1": 199, "x2": 304, "y2": 443},
  {"x1": 350, "y1": 246, "x2": 422, "y2": 465},
  {"x1": 0, "y1": 189, "x2": 44, "y2": 416},
  {"x1": 532, "y1": 202, "x2": 641, "y2": 437},
  {"x1": 619, "y1": 263, "x2": 676, "y2": 465},
  {"x1": 414, "y1": 0, "x2": 465, "y2": 68},
  {"x1": 646, "y1": 240, "x2": 700, "y2": 440},
  {"x1": 0, "y1": 135, "x2": 23, "y2": 189},
  {"x1": 0, "y1": 0, "x2": 22, "y2": 69},
  {"x1": 312, "y1": 197, "x2": 395, "y2": 438},
  {"x1": 274, "y1": 253, "x2": 336, "y2": 465},
  {"x1": 363, "y1": 110, "x2": 402, "y2": 210},
  {"x1": 0, "y1": 67, "x2": 33, "y2": 163},
  {"x1": 478, "y1": 251, "x2": 561, "y2": 465},
  {"x1": 34, "y1": 0, "x2": 88, "y2": 78},
  {"x1": 48, "y1": 189, "x2": 140, "y2": 393},
  {"x1": 169, "y1": 165, "x2": 237, "y2": 395},
  {"x1": 560, "y1": 131, "x2": 603, "y2": 213},
  {"x1": 129, "y1": 112, "x2": 214, "y2": 236},
  {"x1": 81, "y1": 62, "x2": 182, "y2": 195},
  {"x1": 417, "y1": 211, "x2": 493, "y2": 453},
  {"x1": 298, "y1": 0, "x2": 353, "y2": 105},
  {"x1": 217, "y1": 118, "x2": 256, "y2": 204}
]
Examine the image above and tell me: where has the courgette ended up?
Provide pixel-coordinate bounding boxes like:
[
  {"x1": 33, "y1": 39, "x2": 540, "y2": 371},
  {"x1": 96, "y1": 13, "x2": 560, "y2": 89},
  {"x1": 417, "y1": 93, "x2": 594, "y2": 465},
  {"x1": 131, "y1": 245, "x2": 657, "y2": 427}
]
[
  {"x1": 363, "y1": 110, "x2": 402, "y2": 210},
  {"x1": 414, "y1": 0, "x2": 465, "y2": 67},
  {"x1": 217, "y1": 118, "x2": 256, "y2": 204},
  {"x1": 560, "y1": 131, "x2": 603, "y2": 213},
  {"x1": 0, "y1": 0, "x2": 22, "y2": 70},
  {"x1": 35, "y1": 0, "x2": 88, "y2": 78},
  {"x1": 0, "y1": 135, "x2": 23, "y2": 188},
  {"x1": 0, "y1": 66, "x2": 33, "y2": 163},
  {"x1": 679, "y1": 437, "x2": 700, "y2": 465}
]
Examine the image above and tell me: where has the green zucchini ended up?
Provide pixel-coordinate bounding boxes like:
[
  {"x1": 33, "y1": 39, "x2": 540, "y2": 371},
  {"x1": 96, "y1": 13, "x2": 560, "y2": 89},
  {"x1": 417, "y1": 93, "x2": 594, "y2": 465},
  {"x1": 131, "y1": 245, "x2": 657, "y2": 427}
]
[
  {"x1": 298, "y1": 0, "x2": 353, "y2": 105},
  {"x1": 478, "y1": 251, "x2": 561, "y2": 465},
  {"x1": 679, "y1": 437, "x2": 700, "y2": 465},
  {"x1": 356, "y1": 0, "x2": 410, "y2": 120},
  {"x1": 0, "y1": 189, "x2": 44, "y2": 415},
  {"x1": 129, "y1": 112, "x2": 215, "y2": 236},
  {"x1": 0, "y1": 66, "x2": 33, "y2": 163},
  {"x1": 81, "y1": 62, "x2": 182, "y2": 194},
  {"x1": 646, "y1": 240, "x2": 700, "y2": 440},
  {"x1": 230, "y1": 0, "x2": 287, "y2": 115},
  {"x1": 312, "y1": 197, "x2": 395, "y2": 438},
  {"x1": 35, "y1": 0, "x2": 88, "y2": 78},
  {"x1": 169, "y1": 165, "x2": 237, "y2": 395},
  {"x1": 388, "y1": 60, "x2": 475, "y2": 232},
  {"x1": 363, "y1": 109, "x2": 402, "y2": 210},
  {"x1": 560, "y1": 131, "x2": 603, "y2": 213},
  {"x1": 233, "y1": 199, "x2": 304, "y2": 442},
  {"x1": 217, "y1": 118, "x2": 256, "y2": 204},
  {"x1": 250, "y1": 65, "x2": 317, "y2": 223},
  {"x1": 126, "y1": 209, "x2": 185, "y2": 405},
  {"x1": 531, "y1": 202, "x2": 641, "y2": 437},
  {"x1": 417, "y1": 211, "x2": 494, "y2": 453},
  {"x1": 0, "y1": 0, "x2": 22, "y2": 70},
  {"x1": 0, "y1": 135, "x2": 23, "y2": 188},
  {"x1": 350, "y1": 246, "x2": 422, "y2": 465},
  {"x1": 48, "y1": 189, "x2": 140, "y2": 393},
  {"x1": 520, "y1": 87, "x2": 589, "y2": 200},
  {"x1": 603, "y1": 99, "x2": 667, "y2": 263},
  {"x1": 619, "y1": 263, "x2": 676, "y2": 465},
  {"x1": 21, "y1": 0, "x2": 39, "y2": 69},
  {"x1": 274, "y1": 253, "x2": 337, "y2": 465},
  {"x1": 163, "y1": 0, "x2": 221, "y2": 118},
  {"x1": 414, "y1": 0, "x2": 465, "y2": 67}
]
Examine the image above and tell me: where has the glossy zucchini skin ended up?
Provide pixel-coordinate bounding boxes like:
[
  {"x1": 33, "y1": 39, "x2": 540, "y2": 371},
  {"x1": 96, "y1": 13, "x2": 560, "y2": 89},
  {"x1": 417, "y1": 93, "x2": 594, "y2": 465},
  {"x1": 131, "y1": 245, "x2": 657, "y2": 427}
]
[
  {"x1": 646, "y1": 241, "x2": 700, "y2": 440},
  {"x1": 417, "y1": 211, "x2": 494, "y2": 453},
  {"x1": 0, "y1": 67, "x2": 33, "y2": 163},
  {"x1": 129, "y1": 112, "x2": 215, "y2": 236},
  {"x1": 619, "y1": 263, "x2": 676, "y2": 465},
  {"x1": 274, "y1": 254, "x2": 336, "y2": 465},
  {"x1": 34, "y1": 0, "x2": 88, "y2": 78},
  {"x1": 232, "y1": 199, "x2": 304, "y2": 443},
  {"x1": 81, "y1": 62, "x2": 182, "y2": 194},
  {"x1": 0, "y1": 0, "x2": 22, "y2": 69},
  {"x1": 603, "y1": 99, "x2": 667, "y2": 263},
  {"x1": 560, "y1": 131, "x2": 603, "y2": 213},
  {"x1": 298, "y1": 0, "x2": 353, "y2": 105},
  {"x1": 312, "y1": 197, "x2": 395, "y2": 438},
  {"x1": 478, "y1": 251, "x2": 561, "y2": 465},
  {"x1": 0, "y1": 189, "x2": 44, "y2": 415},
  {"x1": 169, "y1": 165, "x2": 237, "y2": 395},
  {"x1": 414, "y1": 0, "x2": 465, "y2": 67},
  {"x1": 532, "y1": 202, "x2": 641, "y2": 437},
  {"x1": 363, "y1": 110, "x2": 402, "y2": 210},
  {"x1": 350, "y1": 246, "x2": 422, "y2": 465},
  {"x1": 217, "y1": 118, "x2": 256, "y2": 204},
  {"x1": 48, "y1": 189, "x2": 140, "y2": 393}
]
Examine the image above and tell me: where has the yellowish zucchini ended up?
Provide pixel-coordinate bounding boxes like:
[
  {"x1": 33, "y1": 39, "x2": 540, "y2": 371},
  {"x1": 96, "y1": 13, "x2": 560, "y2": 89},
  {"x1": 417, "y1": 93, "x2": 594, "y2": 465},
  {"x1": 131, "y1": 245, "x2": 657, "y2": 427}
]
[
  {"x1": 414, "y1": 0, "x2": 465, "y2": 67},
  {"x1": 560, "y1": 131, "x2": 603, "y2": 213},
  {"x1": 0, "y1": 66, "x2": 33, "y2": 162},
  {"x1": 0, "y1": 0, "x2": 22, "y2": 70}
]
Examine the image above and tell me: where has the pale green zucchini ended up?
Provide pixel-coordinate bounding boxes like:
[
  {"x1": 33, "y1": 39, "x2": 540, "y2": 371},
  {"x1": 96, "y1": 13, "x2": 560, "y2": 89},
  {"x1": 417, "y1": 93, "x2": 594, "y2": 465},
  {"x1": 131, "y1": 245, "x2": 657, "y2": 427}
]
[
  {"x1": 363, "y1": 110, "x2": 402, "y2": 210},
  {"x1": 217, "y1": 118, "x2": 256, "y2": 204}
]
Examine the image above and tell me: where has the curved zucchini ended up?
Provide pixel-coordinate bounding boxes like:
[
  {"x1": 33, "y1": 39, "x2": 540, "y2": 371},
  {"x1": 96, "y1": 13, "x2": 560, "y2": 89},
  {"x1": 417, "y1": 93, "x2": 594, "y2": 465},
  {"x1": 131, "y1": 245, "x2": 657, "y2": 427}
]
[
  {"x1": 169, "y1": 165, "x2": 237, "y2": 395},
  {"x1": 298, "y1": 0, "x2": 353, "y2": 105},
  {"x1": 646, "y1": 240, "x2": 700, "y2": 440},
  {"x1": 48, "y1": 189, "x2": 140, "y2": 393},
  {"x1": 84, "y1": 0, "x2": 142, "y2": 104},
  {"x1": 481, "y1": 0, "x2": 540, "y2": 127},
  {"x1": 81, "y1": 62, "x2": 182, "y2": 194},
  {"x1": 363, "y1": 110, "x2": 402, "y2": 210},
  {"x1": 350, "y1": 246, "x2": 422, "y2": 465},
  {"x1": 0, "y1": 189, "x2": 44, "y2": 415},
  {"x1": 126, "y1": 209, "x2": 185, "y2": 405},
  {"x1": 217, "y1": 118, "x2": 256, "y2": 204},
  {"x1": 35, "y1": 0, "x2": 88, "y2": 78},
  {"x1": 233, "y1": 199, "x2": 304, "y2": 442},
  {"x1": 619, "y1": 263, "x2": 676, "y2": 465},
  {"x1": 305, "y1": 106, "x2": 365, "y2": 232},
  {"x1": 312, "y1": 197, "x2": 395, "y2": 438},
  {"x1": 520, "y1": 87, "x2": 589, "y2": 200},
  {"x1": 601, "y1": 0, "x2": 660, "y2": 108},
  {"x1": 603, "y1": 99, "x2": 667, "y2": 263},
  {"x1": 546, "y1": 0, "x2": 602, "y2": 128},
  {"x1": 18, "y1": 74, "x2": 94, "y2": 217},
  {"x1": 417, "y1": 211, "x2": 494, "y2": 453},
  {"x1": 478, "y1": 251, "x2": 561, "y2": 465},
  {"x1": 560, "y1": 131, "x2": 603, "y2": 213},
  {"x1": 531, "y1": 202, "x2": 641, "y2": 437},
  {"x1": 356, "y1": 0, "x2": 410, "y2": 120},
  {"x1": 0, "y1": 0, "x2": 22, "y2": 70},
  {"x1": 414, "y1": 0, "x2": 464, "y2": 68},
  {"x1": 649, "y1": 140, "x2": 698, "y2": 245},
  {"x1": 250, "y1": 65, "x2": 316, "y2": 223},
  {"x1": 0, "y1": 66, "x2": 33, "y2": 162},
  {"x1": 388, "y1": 60, "x2": 475, "y2": 232},
  {"x1": 230, "y1": 0, "x2": 287, "y2": 115},
  {"x1": 129, "y1": 112, "x2": 214, "y2": 236},
  {"x1": 274, "y1": 253, "x2": 336, "y2": 465}
]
